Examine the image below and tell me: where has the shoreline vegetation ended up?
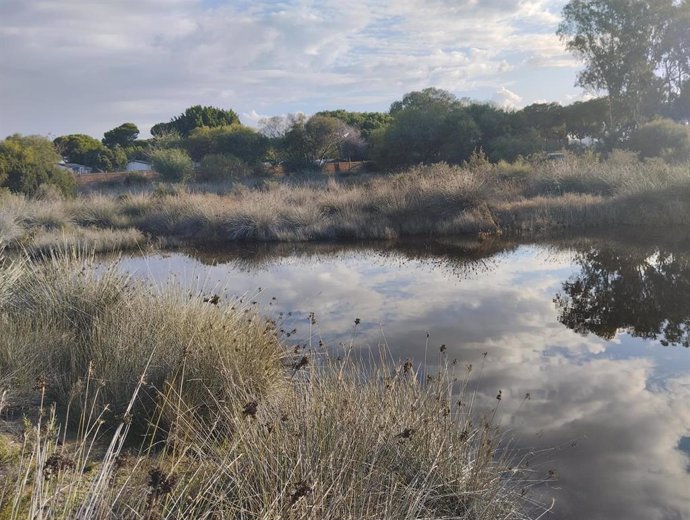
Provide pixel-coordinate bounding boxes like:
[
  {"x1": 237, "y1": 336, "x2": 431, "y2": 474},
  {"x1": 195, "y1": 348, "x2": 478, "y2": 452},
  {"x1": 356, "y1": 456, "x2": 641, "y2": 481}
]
[
  {"x1": 2, "y1": 151, "x2": 690, "y2": 254},
  {"x1": 0, "y1": 252, "x2": 538, "y2": 519}
]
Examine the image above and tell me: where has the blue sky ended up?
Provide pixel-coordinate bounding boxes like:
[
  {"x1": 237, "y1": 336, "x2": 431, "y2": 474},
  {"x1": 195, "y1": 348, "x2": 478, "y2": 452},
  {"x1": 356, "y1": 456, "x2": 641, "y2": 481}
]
[{"x1": 0, "y1": 0, "x2": 586, "y2": 138}]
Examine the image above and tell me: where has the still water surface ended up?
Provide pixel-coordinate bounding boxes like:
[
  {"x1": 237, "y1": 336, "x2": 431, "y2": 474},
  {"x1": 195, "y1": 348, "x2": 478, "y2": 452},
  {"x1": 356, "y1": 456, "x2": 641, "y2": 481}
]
[{"x1": 118, "y1": 235, "x2": 690, "y2": 520}]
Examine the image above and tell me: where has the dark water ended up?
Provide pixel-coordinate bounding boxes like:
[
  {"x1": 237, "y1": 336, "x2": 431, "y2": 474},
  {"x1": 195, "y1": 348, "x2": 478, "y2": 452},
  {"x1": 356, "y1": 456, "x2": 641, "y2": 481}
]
[{"x1": 117, "y1": 235, "x2": 690, "y2": 520}]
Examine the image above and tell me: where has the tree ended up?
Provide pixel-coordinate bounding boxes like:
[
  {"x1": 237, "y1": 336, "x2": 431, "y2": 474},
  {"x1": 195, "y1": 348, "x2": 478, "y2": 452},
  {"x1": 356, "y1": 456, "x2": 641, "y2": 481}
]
[
  {"x1": 102, "y1": 122, "x2": 139, "y2": 148},
  {"x1": 375, "y1": 88, "x2": 481, "y2": 168},
  {"x1": 53, "y1": 134, "x2": 126, "y2": 171},
  {"x1": 281, "y1": 115, "x2": 360, "y2": 170},
  {"x1": 185, "y1": 125, "x2": 269, "y2": 163},
  {"x1": 151, "y1": 105, "x2": 240, "y2": 137},
  {"x1": 314, "y1": 110, "x2": 392, "y2": 141},
  {"x1": 258, "y1": 115, "x2": 300, "y2": 139},
  {"x1": 627, "y1": 118, "x2": 690, "y2": 160},
  {"x1": 465, "y1": 103, "x2": 512, "y2": 151},
  {"x1": 558, "y1": 0, "x2": 670, "y2": 134},
  {"x1": 149, "y1": 148, "x2": 194, "y2": 182},
  {"x1": 518, "y1": 103, "x2": 568, "y2": 143},
  {"x1": 658, "y1": 0, "x2": 690, "y2": 103},
  {"x1": 0, "y1": 135, "x2": 75, "y2": 196},
  {"x1": 563, "y1": 97, "x2": 609, "y2": 141}
]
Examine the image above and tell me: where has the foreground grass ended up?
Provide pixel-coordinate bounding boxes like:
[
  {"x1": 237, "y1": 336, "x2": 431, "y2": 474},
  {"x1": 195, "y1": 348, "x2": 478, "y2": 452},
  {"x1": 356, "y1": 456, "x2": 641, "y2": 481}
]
[
  {"x1": 5, "y1": 150, "x2": 685, "y2": 251},
  {"x1": 0, "y1": 251, "x2": 535, "y2": 519}
]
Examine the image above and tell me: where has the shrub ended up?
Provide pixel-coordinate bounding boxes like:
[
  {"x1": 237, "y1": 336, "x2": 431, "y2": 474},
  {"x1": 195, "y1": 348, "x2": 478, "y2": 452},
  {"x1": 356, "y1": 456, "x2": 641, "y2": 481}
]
[
  {"x1": 495, "y1": 158, "x2": 534, "y2": 181},
  {"x1": 198, "y1": 153, "x2": 249, "y2": 181},
  {"x1": 149, "y1": 148, "x2": 194, "y2": 182},
  {"x1": 0, "y1": 135, "x2": 76, "y2": 197},
  {"x1": 627, "y1": 118, "x2": 690, "y2": 161}
]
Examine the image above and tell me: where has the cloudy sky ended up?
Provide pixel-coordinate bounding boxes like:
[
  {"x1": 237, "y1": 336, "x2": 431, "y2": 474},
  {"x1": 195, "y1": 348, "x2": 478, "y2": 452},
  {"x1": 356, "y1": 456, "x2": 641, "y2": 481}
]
[{"x1": 0, "y1": 0, "x2": 585, "y2": 138}]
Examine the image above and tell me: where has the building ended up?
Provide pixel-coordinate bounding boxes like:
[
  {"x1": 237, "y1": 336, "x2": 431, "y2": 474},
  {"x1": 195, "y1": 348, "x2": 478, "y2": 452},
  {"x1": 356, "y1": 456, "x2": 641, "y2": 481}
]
[{"x1": 126, "y1": 160, "x2": 152, "y2": 172}]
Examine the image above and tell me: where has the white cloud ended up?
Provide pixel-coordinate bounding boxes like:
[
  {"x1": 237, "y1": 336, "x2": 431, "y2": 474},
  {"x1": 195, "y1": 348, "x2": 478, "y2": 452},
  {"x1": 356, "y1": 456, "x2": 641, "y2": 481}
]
[
  {"x1": 493, "y1": 86, "x2": 523, "y2": 108},
  {"x1": 0, "y1": 0, "x2": 581, "y2": 138}
]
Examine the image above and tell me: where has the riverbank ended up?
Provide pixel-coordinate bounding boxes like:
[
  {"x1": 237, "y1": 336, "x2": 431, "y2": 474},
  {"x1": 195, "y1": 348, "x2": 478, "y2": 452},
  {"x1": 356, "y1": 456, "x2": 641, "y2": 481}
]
[
  {"x1": 2, "y1": 151, "x2": 689, "y2": 254},
  {"x1": 0, "y1": 252, "x2": 530, "y2": 518}
]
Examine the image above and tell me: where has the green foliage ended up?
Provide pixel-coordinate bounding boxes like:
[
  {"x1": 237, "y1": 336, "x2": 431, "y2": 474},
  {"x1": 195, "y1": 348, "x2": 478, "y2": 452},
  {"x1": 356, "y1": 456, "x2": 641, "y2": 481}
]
[
  {"x1": 375, "y1": 88, "x2": 481, "y2": 168},
  {"x1": 185, "y1": 125, "x2": 269, "y2": 163},
  {"x1": 150, "y1": 148, "x2": 194, "y2": 182},
  {"x1": 151, "y1": 105, "x2": 240, "y2": 137},
  {"x1": 314, "y1": 110, "x2": 392, "y2": 141},
  {"x1": 198, "y1": 153, "x2": 249, "y2": 181},
  {"x1": 495, "y1": 158, "x2": 534, "y2": 181},
  {"x1": 0, "y1": 135, "x2": 76, "y2": 196},
  {"x1": 627, "y1": 118, "x2": 690, "y2": 161},
  {"x1": 465, "y1": 103, "x2": 512, "y2": 150},
  {"x1": 485, "y1": 131, "x2": 544, "y2": 163},
  {"x1": 102, "y1": 122, "x2": 139, "y2": 148},
  {"x1": 53, "y1": 134, "x2": 126, "y2": 171},
  {"x1": 518, "y1": 103, "x2": 567, "y2": 142},
  {"x1": 558, "y1": 0, "x2": 683, "y2": 133},
  {"x1": 281, "y1": 115, "x2": 362, "y2": 170},
  {"x1": 564, "y1": 98, "x2": 609, "y2": 140},
  {"x1": 123, "y1": 140, "x2": 153, "y2": 161}
]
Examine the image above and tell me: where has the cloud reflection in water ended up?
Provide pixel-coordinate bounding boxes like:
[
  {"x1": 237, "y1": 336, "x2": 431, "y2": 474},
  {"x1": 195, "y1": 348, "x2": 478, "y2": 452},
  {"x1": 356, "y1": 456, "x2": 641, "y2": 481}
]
[{"x1": 117, "y1": 238, "x2": 690, "y2": 520}]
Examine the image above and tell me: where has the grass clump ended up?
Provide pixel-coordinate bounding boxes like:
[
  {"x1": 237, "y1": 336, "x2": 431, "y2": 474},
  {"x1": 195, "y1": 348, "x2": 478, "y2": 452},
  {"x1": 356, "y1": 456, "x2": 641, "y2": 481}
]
[
  {"x1": 5, "y1": 152, "x2": 690, "y2": 250},
  {"x1": 0, "y1": 251, "x2": 535, "y2": 519}
]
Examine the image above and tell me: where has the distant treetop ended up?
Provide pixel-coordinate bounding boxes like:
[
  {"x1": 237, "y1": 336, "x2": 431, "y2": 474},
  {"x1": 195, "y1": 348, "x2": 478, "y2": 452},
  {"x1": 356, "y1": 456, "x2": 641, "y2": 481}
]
[{"x1": 151, "y1": 105, "x2": 240, "y2": 137}]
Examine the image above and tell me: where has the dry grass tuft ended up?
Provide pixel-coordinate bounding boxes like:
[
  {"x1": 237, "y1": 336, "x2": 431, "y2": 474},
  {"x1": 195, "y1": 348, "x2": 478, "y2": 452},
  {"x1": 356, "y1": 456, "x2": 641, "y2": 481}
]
[
  {"x1": 0, "y1": 252, "x2": 537, "y2": 519},
  {"x1": 4, "y1": 154, "x2": 688, "y2": 251}
]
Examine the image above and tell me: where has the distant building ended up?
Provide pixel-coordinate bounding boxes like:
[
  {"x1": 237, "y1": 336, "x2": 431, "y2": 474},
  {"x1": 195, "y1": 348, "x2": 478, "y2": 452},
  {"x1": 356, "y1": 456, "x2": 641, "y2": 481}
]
[
  {"x1": 126, "y1": 160, "x2": 152, "y2": 172},
  {"x1": 58, "y1": 161, "x2": 93, "y2": 174}
]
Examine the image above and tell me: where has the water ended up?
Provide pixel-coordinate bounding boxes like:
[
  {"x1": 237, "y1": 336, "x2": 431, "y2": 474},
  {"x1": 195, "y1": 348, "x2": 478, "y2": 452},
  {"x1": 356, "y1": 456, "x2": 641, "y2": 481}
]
[{"x1": 116, "y1": 235, "x2": 690, "y2": 520}]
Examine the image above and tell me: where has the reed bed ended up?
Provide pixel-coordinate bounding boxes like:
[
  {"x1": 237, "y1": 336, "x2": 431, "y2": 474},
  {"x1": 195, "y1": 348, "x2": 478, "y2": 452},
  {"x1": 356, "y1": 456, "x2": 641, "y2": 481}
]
[
  {"x1": 3, "y1": 152, "x2": 688, "y2": 251},
  {"x1": 0, "y1": 251, "x2": 538, "y2": 519}
]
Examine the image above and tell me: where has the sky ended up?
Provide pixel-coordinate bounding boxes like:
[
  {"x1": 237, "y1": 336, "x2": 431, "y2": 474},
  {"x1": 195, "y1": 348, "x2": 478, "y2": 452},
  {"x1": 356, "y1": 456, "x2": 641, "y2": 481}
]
[{"x1": 0, "y1": 0, "x2": 586, "y2": 139}]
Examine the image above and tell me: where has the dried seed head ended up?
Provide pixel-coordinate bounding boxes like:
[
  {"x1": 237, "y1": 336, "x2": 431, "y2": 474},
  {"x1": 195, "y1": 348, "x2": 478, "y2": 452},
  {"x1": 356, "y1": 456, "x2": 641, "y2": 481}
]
[
  {"x1": 33, "y1": 375, "x2": 49, "y2": 391},
  {"x1": 289, "y1": 480, "x2": 313, "y2": 506},
  {"x1": 395, "y1": 428, "x2": 415, "y2": 441},
  {"x1": 403, "y1": 359, "x2": 413, "y2": 374},
  {"x1": 242, "y1": 400, "x2": 259, "y2": 418},
  {"x1": 43, "y1": 454, "x2": 75, "y2": 479}
]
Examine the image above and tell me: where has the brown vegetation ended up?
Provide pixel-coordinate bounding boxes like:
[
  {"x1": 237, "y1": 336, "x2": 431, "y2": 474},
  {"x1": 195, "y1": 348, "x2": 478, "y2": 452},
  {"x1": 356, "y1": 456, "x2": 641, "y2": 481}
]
[
  {"x1": 2, "y1": 151, "x2": 689, "y2": 253},
  {"x1": 0, "y1": 252, "x2": 535, "y2": 519}
]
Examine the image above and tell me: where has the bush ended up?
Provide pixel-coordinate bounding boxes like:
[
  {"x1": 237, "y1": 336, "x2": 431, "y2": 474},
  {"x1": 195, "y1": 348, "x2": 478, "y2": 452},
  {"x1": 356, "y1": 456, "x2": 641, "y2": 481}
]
[
  {"x1": 198, "y1": 153, "x2": 249, "y2": 181},
  {"x1": 627, "y1": 118, "x2": 690, "y2": 161},
  {"x1": 495, "y1": 158, "x2": 534, "y2": 181},
  {"x1": 0, "y1": 135, "x2": 76, "y2": 197},
  {"x1": 486, "y1": 131, "x2": 544, "y2": 162},
  {"x1": 149, "y1": 148, "x2": 194, "y2": 182}
]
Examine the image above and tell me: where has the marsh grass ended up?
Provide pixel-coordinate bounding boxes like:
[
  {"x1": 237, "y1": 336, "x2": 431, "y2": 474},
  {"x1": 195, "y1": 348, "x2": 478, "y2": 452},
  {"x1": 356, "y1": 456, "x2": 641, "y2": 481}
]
[
  {"x1": 0, "y1": 252, "x2": 539, "y2": 519},
  {"x1": 3, "y1": 153, "x2": 688, "y2": 251}
]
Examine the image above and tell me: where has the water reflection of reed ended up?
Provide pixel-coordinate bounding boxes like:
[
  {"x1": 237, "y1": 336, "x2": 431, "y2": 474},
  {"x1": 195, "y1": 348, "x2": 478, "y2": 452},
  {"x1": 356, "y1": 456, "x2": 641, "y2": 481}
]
[{"x1": 179, "y1": 237, "x2": 520, "y2": 279}]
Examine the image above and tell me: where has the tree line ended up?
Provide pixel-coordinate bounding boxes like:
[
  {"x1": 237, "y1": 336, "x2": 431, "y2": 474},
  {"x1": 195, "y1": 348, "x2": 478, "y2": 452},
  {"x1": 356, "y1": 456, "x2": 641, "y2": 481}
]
[{"x1": 1, "y1": 0, "x2": 689, "y2": 193}]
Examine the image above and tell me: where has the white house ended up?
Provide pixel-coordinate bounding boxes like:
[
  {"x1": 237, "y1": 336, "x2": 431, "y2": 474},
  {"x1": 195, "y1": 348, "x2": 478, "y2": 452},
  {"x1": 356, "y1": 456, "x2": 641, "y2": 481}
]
[{"x1": 126, "y1": 160, "x2": 152, "y2": 172}]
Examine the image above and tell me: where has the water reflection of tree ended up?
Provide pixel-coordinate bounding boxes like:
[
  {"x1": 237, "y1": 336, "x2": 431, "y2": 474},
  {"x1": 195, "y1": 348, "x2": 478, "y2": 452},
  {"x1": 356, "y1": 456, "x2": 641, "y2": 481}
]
[{"x1": 555, "y1": 247, "x2": 690, "y2": 346}]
